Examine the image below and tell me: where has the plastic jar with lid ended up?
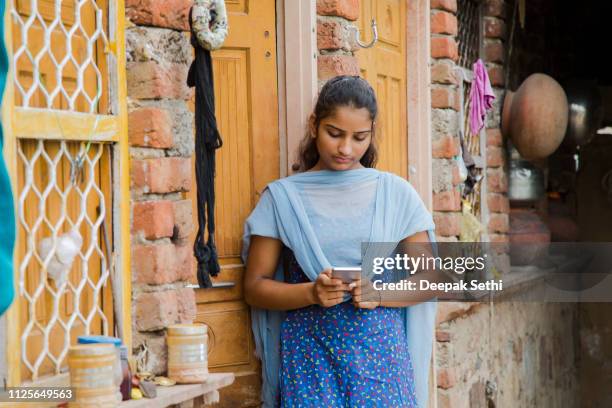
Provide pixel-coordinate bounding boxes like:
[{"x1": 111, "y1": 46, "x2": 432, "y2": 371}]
[
  {"x1": 77, "y1": 335, "x2": 123, "y2": 388},
  {"x1": 67, "y1": 343, "x2": 122, "y2": 407}
]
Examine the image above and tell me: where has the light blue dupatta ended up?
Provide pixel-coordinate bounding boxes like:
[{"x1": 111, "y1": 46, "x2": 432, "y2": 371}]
[{"x1": 242, "y1": 168, "x2": 437, "y2": 407}]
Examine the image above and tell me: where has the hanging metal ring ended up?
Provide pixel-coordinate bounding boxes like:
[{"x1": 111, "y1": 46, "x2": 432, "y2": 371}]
[{"x1": 355, "y1": 19, "x2": 378, "y2": 49}]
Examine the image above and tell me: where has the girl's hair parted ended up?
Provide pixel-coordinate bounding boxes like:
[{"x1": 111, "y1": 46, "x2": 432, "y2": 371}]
[{"x1": 292, "y1": 75, "x2": 379, "y2": 172}]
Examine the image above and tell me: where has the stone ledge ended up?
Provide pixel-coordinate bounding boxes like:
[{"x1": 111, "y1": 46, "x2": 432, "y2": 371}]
[{"x1": 120, "y1": 372, "x2": 235, "y2": 408}]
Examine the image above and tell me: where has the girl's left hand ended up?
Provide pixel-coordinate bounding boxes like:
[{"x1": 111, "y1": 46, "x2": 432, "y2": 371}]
[{"x1": 350, "y1": 279, "x2": 381, "y2": 309}]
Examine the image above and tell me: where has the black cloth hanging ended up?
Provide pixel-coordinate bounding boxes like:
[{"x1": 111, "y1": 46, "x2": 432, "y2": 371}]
[{"x1": 187, "y1": 9, "x2": 223, "y2": 288}]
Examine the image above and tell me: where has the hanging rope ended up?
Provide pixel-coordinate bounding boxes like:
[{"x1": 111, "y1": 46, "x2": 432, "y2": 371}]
[{"x1": 187, "y1": 8, "x2": 224, "y2": 288}]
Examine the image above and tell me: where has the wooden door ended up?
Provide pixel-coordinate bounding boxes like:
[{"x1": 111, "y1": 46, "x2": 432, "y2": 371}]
[
  {"x1": 357, "y1": 0, "x2": 408, "y2": 178},
  {"x1": 12, "y1": 0, "x2": 113, "y2": 381},
  {"x1": 189, "y1": 0, "x2": 279, "y2": 406}
]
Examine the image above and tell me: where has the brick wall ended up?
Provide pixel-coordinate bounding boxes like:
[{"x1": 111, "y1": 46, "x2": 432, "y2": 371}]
[
  {"x1": 482, "y1": 0, "x2": 510, "y2": 244},
  {"x1": 126, "y1": 0, "x2": 196, "y2": 375},
  {"x1": 430, "y1": 0, "x2": 463, "y2": 243},
  {"x1": 316, "y1": 0, "x2": 360, "y2": 83},
  {"x1": 431, "y1": 1, "x2": 579, "y2": 405},
  {"x1": 430, "y1": 0, "x2": 510, "y2": 244}
]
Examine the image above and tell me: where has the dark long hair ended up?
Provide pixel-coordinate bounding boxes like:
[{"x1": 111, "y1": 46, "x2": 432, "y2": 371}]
[{"x1": 292, "y1": 75, "x2": 379, "y2": 172}]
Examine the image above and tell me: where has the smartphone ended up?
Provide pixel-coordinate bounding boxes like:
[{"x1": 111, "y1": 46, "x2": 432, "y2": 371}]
[{"x1": 331, "y1": 267, "x2": 362, "y2": 283}]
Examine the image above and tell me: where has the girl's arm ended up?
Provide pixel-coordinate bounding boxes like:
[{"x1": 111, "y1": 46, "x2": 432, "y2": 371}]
[{"x1": 244, "y1": 235, "x2": 351, "y2": 310}]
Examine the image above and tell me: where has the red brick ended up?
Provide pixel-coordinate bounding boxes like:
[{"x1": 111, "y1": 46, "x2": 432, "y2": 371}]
[
  {"x1": 484, "y1": 40, "x2": 505, "y2": 64},
  {"x1": 432, "y1": 135, "x2": 459, "y2": 158},
  {"x1": 434, "y1": 212, "x2": 461, "y2": 237},
  {"x1": 451, "y1": 161, "x2": 464, "y2": 185},
  {"x1": 483, "y1": 0, "x2": 507, "y2": 18},
  {"x1": 431, "y1": 62, "x2": 458, "y2": 85},
  {"x1": 175, "y1": 244, "x2": 195, "y2": 281},
  {"x1": 487, "y1": 193, "x2": 510, "y2": 213},
  {"x1": 488, "y1": 65, "x2": 505, "y2": 87},
  {"x1": 486, "y1": 128, "x2": 503, "y2": 147},
  {"x1": 484, "y1": 17, "x2": 506, "y2": 39},
  {"x1": 128, "y1": 107, "x2": 173, "y2": 148},
  {"x1": 431, "y1": 11, "x2": 458, "y2": 36},
  {"x1": 126, "y1": 0, "x2": 191, "y2": 31},
  {"x1": 487, "y1": 167, "x2": 508, "y2": 193},
  {"x1": 132, "y1": 157, "x2": 191, "y2": 194},
  {"x1": 486, "y1": 146, "x2": 505, "y2": 167},
  {"x1": 431, "y1": 0, "x2": 457, "y2": 13},
  {"x1": 488, "y1": 213, "x2": 509, "y2": 233},
  {"x1": 317, "y1": 0, "x2": 359, "y2": 21},
  {"x1": 133, "y1": 243, "x2": 181, "y2": 285},
  {"x1": 176, "y1": 287, "x2": 196, "y2": 323},
  {"x1": 127, "y1": 61, "x2": 191, "y2": 100},
  {"x1": 135, "y1": 290, "x2": 179, "y2": 331},
  {"x1": 436, "y1": 330, "x2": 451, "y2": 342},
  {"x1": 437, "y1": 367, "x2": 457, "y2": 389},
  {"x1": 132, "y1": 200, "x2": 175, "y2": 239},
  {"x1": 318, "y1": 19, "x2": 344, "y2": 50},
  {"x1": 173, "y1": 199, "x2": 193, "y2": 243},
  {"x1": 431, "y1": 37, "x2": 458, "y2": 61},
  {"x1": 318, "y1": 55, "x2": 360, "y2": 80},
  {"x1": 433, "y1": 190, "x2": 461, "y2": 211},
  {"x1": 431, "y1": 87, "x2": 460, "y2": 110}
]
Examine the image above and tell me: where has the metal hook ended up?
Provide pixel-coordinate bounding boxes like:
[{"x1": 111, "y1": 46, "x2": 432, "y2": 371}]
[{"x1": 355, "y1": 19, "x2": 378, "y2": 49}]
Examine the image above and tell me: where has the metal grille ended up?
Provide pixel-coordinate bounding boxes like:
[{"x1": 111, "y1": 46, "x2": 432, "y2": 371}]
[
  {"x1": 11, "y1": 0, "x2": 110, "y2": 113},
  {"x1": 457, "y1": 0, "x2": 482, "y2": 69},
  {"x1": 462, "y1": 80, "x2": 483, "y2": 218},
  {"x1": 8, "y1": 0, "x2": 118, "y2": 383},
  {"x1": 17, "y1": 139, "x2": 112, "y2": 380}
]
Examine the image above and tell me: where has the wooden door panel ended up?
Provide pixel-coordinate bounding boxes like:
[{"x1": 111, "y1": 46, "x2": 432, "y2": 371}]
[
  {"x1": 195, "y1": 264, "x2": 244, "y2": 304},
  {"x1": 211, "y1": 49, "x2": 252, "y2": 258},
  {"x1": 357, "y1": 0, "x2": 407, "y2": 178},
  {"x1": 196, "y1": 301, "x2": 252, "y2": 369},
  {"x1": 376, "y1": 0, "x2": 402, "y2": 46},
  {"x1": 190, "y1": 0, "x2": 278, "y2": 405}
]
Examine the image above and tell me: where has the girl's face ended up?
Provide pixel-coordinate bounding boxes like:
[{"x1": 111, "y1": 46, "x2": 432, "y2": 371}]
[{"x1": 311, "y1": 106, "x2": 373, "y2": 171}]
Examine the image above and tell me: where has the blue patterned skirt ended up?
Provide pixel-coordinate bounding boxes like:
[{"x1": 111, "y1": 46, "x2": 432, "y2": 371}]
[{"x1": 278, "y1": 252, "x2": 418, "y2": 407}]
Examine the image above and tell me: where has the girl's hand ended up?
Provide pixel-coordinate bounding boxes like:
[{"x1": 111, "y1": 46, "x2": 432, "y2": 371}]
[
  {"x1": 351, "y1": 279, "x2": 381, "y2": 309},
  {"x1": 312, "y1": 269, "x2": 351, "y2": 307}
]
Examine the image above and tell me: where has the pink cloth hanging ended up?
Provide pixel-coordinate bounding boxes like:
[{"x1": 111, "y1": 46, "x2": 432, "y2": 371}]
[{"x1": 469, "y1": 59, "x2": 496, "y2": 136}]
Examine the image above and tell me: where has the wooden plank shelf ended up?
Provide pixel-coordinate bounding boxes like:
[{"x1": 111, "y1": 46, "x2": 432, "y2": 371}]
[{"x1": 120, "y1": 373, "x2": 235, "y2": 408}]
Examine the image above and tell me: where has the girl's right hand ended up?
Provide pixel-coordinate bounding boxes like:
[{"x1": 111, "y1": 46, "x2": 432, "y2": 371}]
[{"x1": 311, "y1": 269, "x2": 353, "y2": 307}]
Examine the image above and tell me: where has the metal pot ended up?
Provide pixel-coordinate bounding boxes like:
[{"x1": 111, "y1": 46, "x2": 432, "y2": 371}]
[
  {"x1": 563, "y1": 80, "x2": 603, "y2": 148},
  {"x1": 509, "y1": 160, "x2": 545, "y2": 203},
  {"x1": 508, "y1": 142, "x2": 545, "y2": 203}
]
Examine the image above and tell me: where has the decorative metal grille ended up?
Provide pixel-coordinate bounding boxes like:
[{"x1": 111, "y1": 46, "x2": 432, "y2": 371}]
[
  {"x1": 11, "y1": 0, "x2": 110, "y2": 113},
  {"x1": 9, "y1": 0, "x2": 118, "y2": 382},
  {"x1": 457, "y1": 0, "x2": 482, "y2": 69},
  {"x1": 17, "y1": 139, "x2": 112, "y2": 380}
]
